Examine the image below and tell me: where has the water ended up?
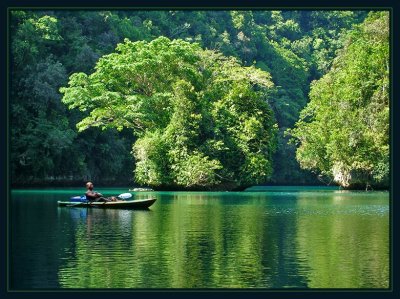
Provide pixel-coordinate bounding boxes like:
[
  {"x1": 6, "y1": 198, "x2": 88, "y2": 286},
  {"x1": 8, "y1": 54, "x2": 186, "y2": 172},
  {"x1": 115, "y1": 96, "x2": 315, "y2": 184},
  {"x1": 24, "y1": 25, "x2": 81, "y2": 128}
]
[{"x1": 9, "y1": 187, "x2": 389, "y2": 289}]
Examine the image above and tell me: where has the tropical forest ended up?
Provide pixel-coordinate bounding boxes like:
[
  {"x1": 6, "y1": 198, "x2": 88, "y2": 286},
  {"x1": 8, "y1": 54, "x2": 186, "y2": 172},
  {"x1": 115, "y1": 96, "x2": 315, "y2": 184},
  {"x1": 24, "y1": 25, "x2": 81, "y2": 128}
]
[{"x1": 10, "y1": 10, "x2": 389, "y2": 190}]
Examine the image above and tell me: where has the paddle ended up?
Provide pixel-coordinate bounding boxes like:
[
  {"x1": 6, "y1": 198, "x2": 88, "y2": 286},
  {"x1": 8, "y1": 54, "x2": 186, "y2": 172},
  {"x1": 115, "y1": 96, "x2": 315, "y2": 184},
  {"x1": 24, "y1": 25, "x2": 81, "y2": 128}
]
[
  {"x1": 117, "y1": 193, "x2": 132, "y2": 200},
  {"x1": 66, "y1": 193, "x2": 132, "y2": 206}
]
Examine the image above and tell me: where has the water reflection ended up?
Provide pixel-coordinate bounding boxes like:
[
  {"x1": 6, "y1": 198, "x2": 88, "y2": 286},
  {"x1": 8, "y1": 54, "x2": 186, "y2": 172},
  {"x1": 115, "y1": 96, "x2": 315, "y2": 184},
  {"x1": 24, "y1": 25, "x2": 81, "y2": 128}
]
[
  {"x1": 295, "y1": 193, "x2": 389, "y2": 288},
  {"x1": 10, "y1": 190, "x2": 389, "y2": 289}
]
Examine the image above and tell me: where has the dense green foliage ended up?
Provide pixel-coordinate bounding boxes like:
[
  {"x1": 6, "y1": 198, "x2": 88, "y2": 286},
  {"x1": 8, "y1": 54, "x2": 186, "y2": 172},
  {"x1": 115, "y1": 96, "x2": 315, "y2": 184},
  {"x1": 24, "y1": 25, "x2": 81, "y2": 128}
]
[
  {"x1": 10, "y1": 9, "x2": 384, "y2": 189},
  {"x1": 10, "y1": 11, "x2": 135, "y2": 185},
  {"x1": 61, "y1": 37, "x2": 277, "y2": 189},
  {"x1": 288, "y1": 12, "x2": 389, "y2": 189}
]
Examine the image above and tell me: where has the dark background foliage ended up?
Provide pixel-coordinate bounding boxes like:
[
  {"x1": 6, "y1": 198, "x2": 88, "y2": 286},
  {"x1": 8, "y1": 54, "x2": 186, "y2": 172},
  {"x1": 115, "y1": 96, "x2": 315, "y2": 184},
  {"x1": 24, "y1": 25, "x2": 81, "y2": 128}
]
[{"x1": 10, "y1": 10, "x2": 372, "y2": 188}]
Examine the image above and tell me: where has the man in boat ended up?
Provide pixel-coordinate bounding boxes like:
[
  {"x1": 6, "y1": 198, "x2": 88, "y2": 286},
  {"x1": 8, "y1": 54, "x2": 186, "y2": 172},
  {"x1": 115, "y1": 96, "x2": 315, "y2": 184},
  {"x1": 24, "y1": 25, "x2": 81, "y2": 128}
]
[{"x1": 85, "y1": 182, "x2": 117, "y2": 202}]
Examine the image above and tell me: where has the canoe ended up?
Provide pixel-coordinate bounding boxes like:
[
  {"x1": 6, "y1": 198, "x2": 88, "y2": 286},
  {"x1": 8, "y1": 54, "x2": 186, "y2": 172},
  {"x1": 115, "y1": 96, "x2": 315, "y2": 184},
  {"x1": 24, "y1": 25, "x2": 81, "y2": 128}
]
[{"x1": 57, "y1": 198, "x2": 157, "y2": 209}]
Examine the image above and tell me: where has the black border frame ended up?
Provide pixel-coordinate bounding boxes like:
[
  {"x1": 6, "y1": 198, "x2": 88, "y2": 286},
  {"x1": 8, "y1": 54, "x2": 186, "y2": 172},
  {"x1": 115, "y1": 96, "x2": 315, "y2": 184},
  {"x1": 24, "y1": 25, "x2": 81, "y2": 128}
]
[{"x1": 2, "y1": 0, "x2": 398, "y2": 298}]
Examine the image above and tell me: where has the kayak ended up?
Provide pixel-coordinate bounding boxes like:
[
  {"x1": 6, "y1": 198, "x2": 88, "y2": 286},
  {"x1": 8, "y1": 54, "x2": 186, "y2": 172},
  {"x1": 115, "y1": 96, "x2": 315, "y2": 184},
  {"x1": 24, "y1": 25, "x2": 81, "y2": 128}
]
[{"x1": 57, "y1": 198, "x2": 157, "y2": 209}]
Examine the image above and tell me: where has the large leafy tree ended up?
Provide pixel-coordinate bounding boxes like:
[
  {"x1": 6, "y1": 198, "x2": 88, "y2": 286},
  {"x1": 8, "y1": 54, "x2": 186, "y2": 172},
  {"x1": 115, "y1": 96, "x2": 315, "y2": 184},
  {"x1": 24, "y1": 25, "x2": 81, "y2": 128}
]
[
  {"x1": 10, "y1": 10, "x2": 370, "y2": 188},
  {"x1": 288, "y1": 12, "x2": 389, "y2": 189},
  {"x1": 61, "y1": 37, "x2": 278, "y2": 189}
]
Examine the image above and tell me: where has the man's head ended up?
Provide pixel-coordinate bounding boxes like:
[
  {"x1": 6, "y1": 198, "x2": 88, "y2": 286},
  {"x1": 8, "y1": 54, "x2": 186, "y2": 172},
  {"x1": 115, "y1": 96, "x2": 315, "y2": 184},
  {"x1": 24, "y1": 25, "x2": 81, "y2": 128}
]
[{"x1": 86, "y1": 182, "x2": 94, "y2": 190}]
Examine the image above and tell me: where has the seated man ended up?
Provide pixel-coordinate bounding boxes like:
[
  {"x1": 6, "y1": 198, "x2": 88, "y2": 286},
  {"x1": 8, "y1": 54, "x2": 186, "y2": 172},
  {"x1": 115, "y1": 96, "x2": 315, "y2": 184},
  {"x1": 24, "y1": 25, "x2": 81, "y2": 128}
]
[{"x1": 85, "y1": 182, "x2": 117, "y2": 202}]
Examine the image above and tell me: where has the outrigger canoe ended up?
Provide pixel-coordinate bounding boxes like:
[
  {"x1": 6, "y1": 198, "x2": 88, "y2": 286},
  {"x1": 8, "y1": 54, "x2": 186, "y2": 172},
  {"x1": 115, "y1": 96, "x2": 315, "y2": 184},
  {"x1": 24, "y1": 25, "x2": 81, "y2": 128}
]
[{"x1": 58, "y1": 198, "x2": 157, "y2": 209}]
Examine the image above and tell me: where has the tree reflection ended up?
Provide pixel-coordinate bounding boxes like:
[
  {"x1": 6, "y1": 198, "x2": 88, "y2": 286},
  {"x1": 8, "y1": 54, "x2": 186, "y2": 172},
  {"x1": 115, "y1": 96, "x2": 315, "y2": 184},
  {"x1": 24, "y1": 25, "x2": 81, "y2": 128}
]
[
  {"x1": 295, "y1": 193, "x2": 389, "y2": 288},
  {"x1": 56, "y1": 192, "x2": 389, "y2": 288}
]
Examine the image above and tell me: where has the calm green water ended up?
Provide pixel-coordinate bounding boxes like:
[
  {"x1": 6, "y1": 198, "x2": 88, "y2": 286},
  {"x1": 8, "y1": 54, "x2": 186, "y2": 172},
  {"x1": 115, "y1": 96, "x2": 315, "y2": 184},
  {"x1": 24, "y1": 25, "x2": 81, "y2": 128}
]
[{"x1": 10, "y1": 187, "x2": 389, "y2": 289}]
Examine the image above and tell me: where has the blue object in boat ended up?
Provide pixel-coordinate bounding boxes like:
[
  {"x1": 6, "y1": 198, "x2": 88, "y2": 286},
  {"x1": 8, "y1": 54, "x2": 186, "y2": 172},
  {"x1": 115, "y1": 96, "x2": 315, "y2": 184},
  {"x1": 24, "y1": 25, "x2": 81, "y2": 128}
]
[{"x1": 69, "y1": 195, "x2": 87, "y2": 202}]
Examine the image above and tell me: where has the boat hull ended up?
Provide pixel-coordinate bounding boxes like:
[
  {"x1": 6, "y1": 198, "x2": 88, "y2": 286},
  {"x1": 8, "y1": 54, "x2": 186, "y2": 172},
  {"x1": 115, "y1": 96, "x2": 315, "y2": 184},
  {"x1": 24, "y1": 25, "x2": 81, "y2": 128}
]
[{"x1": 57, "y1": 198, "x2": 156, "y2": 209}]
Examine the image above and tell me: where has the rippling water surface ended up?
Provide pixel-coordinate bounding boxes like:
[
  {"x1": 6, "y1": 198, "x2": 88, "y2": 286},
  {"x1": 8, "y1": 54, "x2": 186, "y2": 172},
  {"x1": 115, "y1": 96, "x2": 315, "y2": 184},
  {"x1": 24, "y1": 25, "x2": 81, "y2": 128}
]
[{"x1": 10, "y1": 187, "x2": 389, "y2": 289}]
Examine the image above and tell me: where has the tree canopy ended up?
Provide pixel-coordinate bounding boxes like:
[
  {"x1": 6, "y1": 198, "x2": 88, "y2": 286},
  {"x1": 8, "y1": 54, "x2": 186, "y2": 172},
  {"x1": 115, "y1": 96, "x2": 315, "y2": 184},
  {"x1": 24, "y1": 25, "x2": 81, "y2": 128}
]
[
  {"x1": 288, "y1": 12, "x2": 389, "y2": 189},
  {"x1": 10, "y1": 9, "x2": 387, "y2": 189},
  {"x1": 61, "y1": 37, "x2": 278, "y2": 189}
]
